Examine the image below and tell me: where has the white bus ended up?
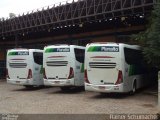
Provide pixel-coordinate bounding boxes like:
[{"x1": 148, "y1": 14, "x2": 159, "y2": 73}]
[
  {"x1": 43, "y1": 45, "x2": 85, "y2": 90},
  {"x1": 6, "y1": 49, "x2": 44, "y2": 88},
  {"x1": 85, "y1": 43, "x2": 148, "y2": 93}
]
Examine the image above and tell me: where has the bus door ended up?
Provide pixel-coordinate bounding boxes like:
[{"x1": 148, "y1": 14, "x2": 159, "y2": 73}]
[
  {"x1": 74, "y1": 48, "x2": 85, "y2": 86},
  {"x1": 33, "y1": 52, "x2": 43, "y2": 82}
]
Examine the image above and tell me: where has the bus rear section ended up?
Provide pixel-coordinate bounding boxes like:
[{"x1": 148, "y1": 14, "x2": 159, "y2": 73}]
[
  {"x1": 43, "y1": 45, "x2": 85, "y2": 89},
  {"x1": 7, "y1": 49, "x2": 43, "y2": 87},
  {"x1": 84, "y1": 43, "x2": 124, "y2": 93}
]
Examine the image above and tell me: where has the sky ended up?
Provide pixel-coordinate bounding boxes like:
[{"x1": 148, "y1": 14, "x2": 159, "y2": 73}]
[{"x1": 0, "y1": 0, "x2": 73, "y2": 18}]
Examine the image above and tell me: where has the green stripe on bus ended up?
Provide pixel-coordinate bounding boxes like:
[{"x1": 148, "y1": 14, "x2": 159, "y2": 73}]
[
  {"x1": 129, "y1": 65, "x2": 137, "y2": 76},
  {"x1": 8, "y1": 52, "x2": 17, "y2": 56},
  {"x1": 45, "y1": 48, "x2": 55, "y2": 53},
  {"x1": 40, "y1": 65, "x2": 43, "y2": 74},
  {"x1": 81, "y1": 63, "x2": 84, "y2": 73},
  {"x1": 87, "y1": 46, "x2": 98, "y2": 52}
]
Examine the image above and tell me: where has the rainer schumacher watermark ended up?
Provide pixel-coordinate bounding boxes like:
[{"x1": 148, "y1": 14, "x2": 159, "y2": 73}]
[{"x1": 110, "y1": 114, "x2": 158, "y2": 120}]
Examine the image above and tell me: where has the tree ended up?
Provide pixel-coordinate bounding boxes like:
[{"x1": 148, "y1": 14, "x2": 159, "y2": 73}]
[
  {"x1": 133, "y1": 0, "x2": 160, "y2": 112},
  {"x1": 9, "y1": 13, "x2": 16, "y2": 18},
  {"x1": 133, "y1": 0, "x2": 160, "y2": 69}
]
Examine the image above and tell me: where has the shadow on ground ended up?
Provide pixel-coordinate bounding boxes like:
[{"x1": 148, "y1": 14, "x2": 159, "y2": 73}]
[
  {"x1": 47, "y1": 87, "x2": 85, "y2": 94},
  {"x1": 12, "y1": 86, "x2": 52, "y2": 92},
  {"x1": 89, "y1": 92, "x2": 130, "y2": 99}
]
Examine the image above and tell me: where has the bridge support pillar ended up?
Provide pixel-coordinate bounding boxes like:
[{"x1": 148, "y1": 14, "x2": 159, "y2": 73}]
[{"x1": 158, "y1": 71, "x2": 160, "y2": 113}]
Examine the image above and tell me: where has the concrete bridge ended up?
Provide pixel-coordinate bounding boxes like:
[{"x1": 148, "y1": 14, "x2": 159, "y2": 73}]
[{"x1": 0, "y1": 0, "x2": 156, "y2": 47}]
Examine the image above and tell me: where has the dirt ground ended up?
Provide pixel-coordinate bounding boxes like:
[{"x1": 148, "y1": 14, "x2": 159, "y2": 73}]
[{"x1": 0, "y1": 80, "x2": 158, "y2": 114}]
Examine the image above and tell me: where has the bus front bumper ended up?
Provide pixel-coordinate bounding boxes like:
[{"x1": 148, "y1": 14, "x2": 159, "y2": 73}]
[
  {"x1": 44, "y1": 79, "x2": 74, "y2": 86},
  {"x1": 85, "y1": 83, "x2": 124, "y2": 93},
  {"x1": 7, "y1": 79, "x2": 34, "y2": 86}
]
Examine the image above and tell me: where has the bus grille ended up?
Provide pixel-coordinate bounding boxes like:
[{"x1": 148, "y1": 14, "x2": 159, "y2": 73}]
[
  {"x1": 89, "y1": 62, "x2": 116, "y2": 68},
  {"x1": 46, "y1": 61, "x2": 68, "y2": 66},
  {"x1": 9, "y1": 63, "x2": 27, "y2": 68}
]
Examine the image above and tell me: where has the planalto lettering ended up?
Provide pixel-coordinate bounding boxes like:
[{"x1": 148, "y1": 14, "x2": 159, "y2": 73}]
[
  {"x1": 57, "y1": 48, "x2": 70, "y2": 52},
  {"x1": 18, "y1": 51, "x2": 29, "y2": 55},
  {"x1": 101, "y1": 46, "x2": 119, "y2": 52}
]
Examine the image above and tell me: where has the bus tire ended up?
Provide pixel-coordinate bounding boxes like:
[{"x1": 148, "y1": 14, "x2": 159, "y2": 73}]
[
  {"x1": 24, "y1": 85, "x2": 34, "y2": 89},
  {"x1": 60, "y1": 87, "x2": 70, "y2": 91},
  {"x1": 131, "y1": 81, "x2": 136, "y2": 95}
]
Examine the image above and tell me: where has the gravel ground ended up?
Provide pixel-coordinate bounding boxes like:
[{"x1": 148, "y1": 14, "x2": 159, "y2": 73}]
[{"x1": 0, "y1": 80, "x2": 158, "y2": 114}]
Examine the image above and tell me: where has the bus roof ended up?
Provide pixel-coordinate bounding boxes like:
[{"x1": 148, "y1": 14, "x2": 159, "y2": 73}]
[
  {"x1": 44, "y1": 44, "x2": 85, "y2": 48},
  {"x1": 87, "y1": 42, "x2": 140, "y2": 47},
  {"x1": 7, "y1": 49, "x2": 42, "y2": 52}
]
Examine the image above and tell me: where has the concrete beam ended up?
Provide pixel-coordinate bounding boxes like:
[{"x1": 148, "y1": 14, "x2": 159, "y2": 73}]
[{"x1": 0, "y1": 25, "x2": 145, "y2": 46}]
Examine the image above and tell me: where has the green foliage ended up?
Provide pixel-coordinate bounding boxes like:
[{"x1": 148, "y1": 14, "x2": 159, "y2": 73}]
[{"x1": 133, "y1": 0, "x2": 160, "y2": 69}]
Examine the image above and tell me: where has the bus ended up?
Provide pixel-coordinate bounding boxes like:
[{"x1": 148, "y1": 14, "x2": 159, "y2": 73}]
[
  {"x1": 43, "y1": 44, "x2": 85, "y2": 90},
  {"x1": 84, "y1": 42, "x2": 148, "y2": 94},
  {"x1": 6, "y1": 49, "x2": 43, "y2": 88}
]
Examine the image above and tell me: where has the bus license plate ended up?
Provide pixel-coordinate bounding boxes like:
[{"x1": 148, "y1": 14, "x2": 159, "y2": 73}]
[
  {"x1": 98, "y1": 86, "x2": 105, "y2": 90},
  {"x1": 54, "y1": 81, "x2": 60, "y2": 84},
  {"x1": 16, "y1": 81, "x2": 20, "y2": 83}
]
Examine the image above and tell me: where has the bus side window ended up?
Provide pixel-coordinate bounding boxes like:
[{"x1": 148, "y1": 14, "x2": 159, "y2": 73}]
[
  {"x1": 124, "y1": 48, "x2": 142, "y2": 65},
  {"x1": 74, "y1": 48, "x2": 85, "y2": 63},
  {"x1": 33, "y1": 52, "x2": 43, "y2": 65},
  {"x1": 124, "y1": 48, "x2": 144, "y2": 74}
]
